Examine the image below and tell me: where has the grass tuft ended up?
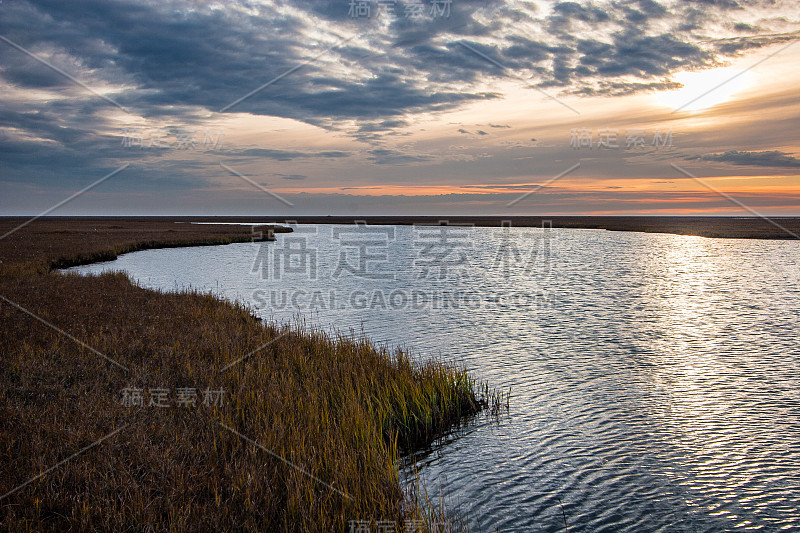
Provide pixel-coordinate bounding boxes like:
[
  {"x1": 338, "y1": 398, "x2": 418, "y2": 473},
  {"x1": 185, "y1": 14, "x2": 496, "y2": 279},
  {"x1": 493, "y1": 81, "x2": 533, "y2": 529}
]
[{"x1": 0, "y1": 218, "x2": 501, "y2": 531}]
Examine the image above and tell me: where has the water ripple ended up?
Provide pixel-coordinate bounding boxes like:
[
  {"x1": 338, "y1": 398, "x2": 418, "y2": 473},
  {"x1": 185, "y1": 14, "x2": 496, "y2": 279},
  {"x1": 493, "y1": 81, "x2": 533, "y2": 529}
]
[{"x1": 67, "y1": 227, "x2": 800, "y2": 531}]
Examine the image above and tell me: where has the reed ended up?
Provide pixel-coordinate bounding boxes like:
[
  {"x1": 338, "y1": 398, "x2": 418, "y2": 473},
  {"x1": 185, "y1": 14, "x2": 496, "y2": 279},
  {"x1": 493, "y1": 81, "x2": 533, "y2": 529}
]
[{"x1": 0, "y1": 219, "x2": 503, "y2": 532}]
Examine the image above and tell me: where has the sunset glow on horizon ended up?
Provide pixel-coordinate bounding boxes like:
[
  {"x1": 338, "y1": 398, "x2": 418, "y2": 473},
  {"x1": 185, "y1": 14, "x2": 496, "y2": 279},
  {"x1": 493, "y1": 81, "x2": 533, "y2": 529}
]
[{"x1": 1, "y1": 1, "x2": 799, "y2": 216}]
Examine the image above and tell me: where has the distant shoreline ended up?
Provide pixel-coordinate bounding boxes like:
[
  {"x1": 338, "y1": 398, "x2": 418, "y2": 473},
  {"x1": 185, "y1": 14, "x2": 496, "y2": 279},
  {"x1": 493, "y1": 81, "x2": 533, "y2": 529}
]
[{"x1": 2, "y1": 215, "x2": 799, "y2": 240}]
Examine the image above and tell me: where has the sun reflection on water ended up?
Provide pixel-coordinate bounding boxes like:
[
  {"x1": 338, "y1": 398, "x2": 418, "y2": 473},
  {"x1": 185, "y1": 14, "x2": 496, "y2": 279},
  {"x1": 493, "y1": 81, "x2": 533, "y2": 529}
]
[
  {"x1": 637, "y1": 234, "x2": 796, "y2": 529},
  {"x1": 65, "y1": 228, "x2": 800, "y2": 531}
]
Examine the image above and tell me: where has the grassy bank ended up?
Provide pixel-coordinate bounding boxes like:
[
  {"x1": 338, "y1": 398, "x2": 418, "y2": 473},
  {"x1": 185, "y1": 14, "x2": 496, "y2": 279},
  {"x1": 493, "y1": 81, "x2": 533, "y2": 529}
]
[{"x1": 0, "y1": 219, "x2": 498, "y2": 532}]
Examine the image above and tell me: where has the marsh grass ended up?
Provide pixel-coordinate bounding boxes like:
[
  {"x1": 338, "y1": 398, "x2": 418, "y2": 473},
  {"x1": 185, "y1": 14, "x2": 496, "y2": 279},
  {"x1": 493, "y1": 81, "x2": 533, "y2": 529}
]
[{"x1": 0, "y1": 219, "x2": 503, "y2": 531}]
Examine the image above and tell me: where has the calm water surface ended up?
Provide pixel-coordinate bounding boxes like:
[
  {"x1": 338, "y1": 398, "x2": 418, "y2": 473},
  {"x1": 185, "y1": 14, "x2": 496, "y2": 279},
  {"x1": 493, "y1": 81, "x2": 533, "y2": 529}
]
[{"x1": 68, "y1": 226, "x2": 800, "y2": 532}]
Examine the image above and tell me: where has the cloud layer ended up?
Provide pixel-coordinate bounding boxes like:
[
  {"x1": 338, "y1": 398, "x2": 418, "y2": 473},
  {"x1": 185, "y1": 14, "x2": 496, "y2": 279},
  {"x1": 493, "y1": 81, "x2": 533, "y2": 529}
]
[
  {"x1": 3, "y1": 1, "x2": 798, "y2": 126},
  {"x1": 1, "y1": 0, "x2": 799, "y2": 213}
]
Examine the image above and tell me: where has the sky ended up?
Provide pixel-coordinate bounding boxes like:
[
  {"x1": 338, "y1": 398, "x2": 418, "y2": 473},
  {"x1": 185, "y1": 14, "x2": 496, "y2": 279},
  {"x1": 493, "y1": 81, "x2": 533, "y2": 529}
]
[{"x1": 1, "y1": 0, "x2": 799, "y2": 216}]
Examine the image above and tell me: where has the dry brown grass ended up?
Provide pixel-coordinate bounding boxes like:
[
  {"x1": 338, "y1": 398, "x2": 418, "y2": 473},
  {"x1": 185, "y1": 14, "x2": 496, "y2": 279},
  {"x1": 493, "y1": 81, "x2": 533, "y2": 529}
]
[{"x1": 0, "y1": 218, "x2": 498, "y2": 532}]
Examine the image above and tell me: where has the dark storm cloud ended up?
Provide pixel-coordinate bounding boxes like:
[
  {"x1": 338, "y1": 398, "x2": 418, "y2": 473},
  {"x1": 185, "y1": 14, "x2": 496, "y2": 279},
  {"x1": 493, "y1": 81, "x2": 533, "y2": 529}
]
[
  {"x1": 713, "y1": 31, "x2": 800, "y2": 54},
  {"x1": 234, "y1": 149, "x2": 351, "y2": 160},
  {"x1": 0, "y1": 109, "x2": 89, "y2": 146},
  {"x1": 573, "y1": 80, "x2": 683, "y2": 96},
  {"x1": 3, "y1": 0, "x2": 795, "y2": 126},
  {"x1": 587, "y1": 32, "x2": 708, "y2": 77},
  {"x1": 0, "y1": 106, "x2": 141, "y2": 186},
  {"x1": 358, "y1": 119, "x2": 410, "y2": 133},
  {"x1": 733, "y1": 23, "x2": 759, "y2": 33},
  {"x1": 367, "y1": 148, "x2": 433, "y2": 165},
  {"x1": 1, "y1": 0, "x2": 798, "y2": 196},
  {"x1": 688, "y1": 0, "x2": 741, "y2": 8},
  {"x1": 691, "y1": 150, "x2": 800, "y2": 168}
]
